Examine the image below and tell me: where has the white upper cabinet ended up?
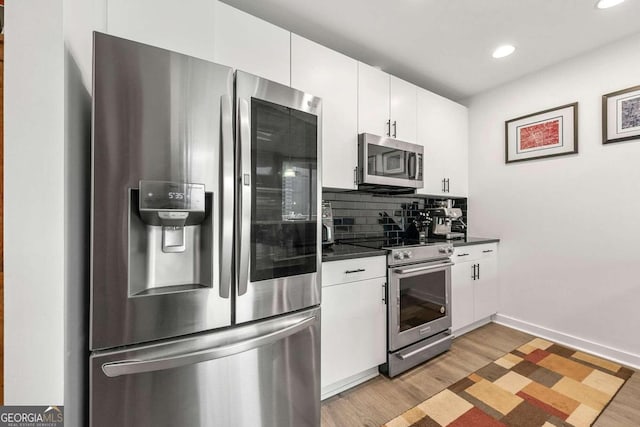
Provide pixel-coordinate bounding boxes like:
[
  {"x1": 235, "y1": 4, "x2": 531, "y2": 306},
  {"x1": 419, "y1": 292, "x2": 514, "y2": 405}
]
[
  {"x1": 358, "y1": 63, "x2": 417, "y2": 143},
  {"x1": 291, "y1": 35, "x2": 358, "y2": 190},
  {"x1": 417, "y1": 88, "x2": 468, "y2": 197},
  {"x1": 357, "y1": 62, "x2": 391, "y2": 137},
  {"x1": 213, "y1": 2, "x2": 290, "y2": 86},
  {"x1": 389, "y1": 76, "x2": 417, "y2": 143},
  {"x1": 106, "y1": 0, "x2": 216, "y2": 61}
]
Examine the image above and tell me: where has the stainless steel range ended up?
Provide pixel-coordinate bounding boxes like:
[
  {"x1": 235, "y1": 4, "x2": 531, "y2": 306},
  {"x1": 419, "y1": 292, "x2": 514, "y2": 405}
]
[
  {"x1": 383, "y1": 242, "x2": 454, "y2": 377},
  {"x1": 352, "y1": 239, "x2": 454, "y2": 377}
]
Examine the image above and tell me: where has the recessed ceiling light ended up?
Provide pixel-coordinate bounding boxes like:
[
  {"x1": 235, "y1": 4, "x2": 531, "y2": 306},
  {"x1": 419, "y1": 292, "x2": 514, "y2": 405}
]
[
  {"x1": 492, "y1": 45, "x2": 516, "y2": 59},
  {"x1": 596, "y1": 0, "x2": 625, "y2": 8}
]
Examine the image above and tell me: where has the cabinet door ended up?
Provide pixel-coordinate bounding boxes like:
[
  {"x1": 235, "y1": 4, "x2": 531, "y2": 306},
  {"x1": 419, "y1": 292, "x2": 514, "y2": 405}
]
[
  {"x1": 416, "y1": 88, "x2": 468, "y2": 197},
  {"x1": 213, "y1": 2, "x2": 290, "y2": 86},
  {"x1": 358, "y1": 62, "x2": 390, "y2": 137},
  {"x1": 107, "y1": 0, "x2": 216, "y2": 61},
  {"x1": 451, "y1": 261, "x2": 475, "y2": 333},
  {"x1": 474, "y1": 255, "x2": 498, "y2": 321},
  {"x1": 389, "y1": 76, "x2": 417, "y2": 143},
  {"x1": 321, "y1": 278, "x2": 386, "y2": 388},
  {"x1": 291, "y1": 35, "x2": 358, "y2": 190},
  {"x1": 444, "y1": 102, "x2": 468, "y2": 197}
]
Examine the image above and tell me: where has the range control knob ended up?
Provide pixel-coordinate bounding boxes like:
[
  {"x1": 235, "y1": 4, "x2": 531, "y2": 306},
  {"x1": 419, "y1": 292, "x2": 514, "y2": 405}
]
[
  {"x1": 439, "y1": 246, "x2": 454, "y2": 254},
  {"x1": 404, "y1": 251, "x2": 412, "y2": 259},
  {"x1": 393, "y1": 252, "x2": 404, "y2": 260}
]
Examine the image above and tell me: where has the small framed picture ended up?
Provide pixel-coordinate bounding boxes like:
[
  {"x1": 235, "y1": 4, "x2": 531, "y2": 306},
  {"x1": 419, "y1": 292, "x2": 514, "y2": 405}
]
[
  {"x1": 505, "y1": 103, "x2": 578, "y2": 164},
  {"x1": 602, "y1": 85, "x2": 640, "y2": 144}
]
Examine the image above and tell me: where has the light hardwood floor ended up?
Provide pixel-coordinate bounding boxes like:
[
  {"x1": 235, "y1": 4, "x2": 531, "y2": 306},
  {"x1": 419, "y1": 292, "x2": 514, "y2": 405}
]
[{"x1": 321, "y1": 323, "x2": 639, "y2": 427}]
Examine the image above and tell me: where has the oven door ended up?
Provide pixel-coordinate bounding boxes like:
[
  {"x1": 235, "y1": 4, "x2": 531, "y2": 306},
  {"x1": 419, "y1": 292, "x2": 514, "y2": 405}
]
[{"x1": 388, "y1": 259, "x2": 452, "y2": 351}]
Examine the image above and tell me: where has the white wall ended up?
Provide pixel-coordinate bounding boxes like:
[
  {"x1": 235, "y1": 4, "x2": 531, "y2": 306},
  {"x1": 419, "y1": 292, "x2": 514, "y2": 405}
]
[
  {"x1": 4, "y1": 0, "x2": 65, "y2": 404},
  {"x1": 63, "y1": 0, "x2": 105, "y2": 425},
  {"x1": 5, "y1": 1, "x2": 102, "y2": 421},
  {"x1": 468, "y1": 33, "x2": 640, "y2": 367}
]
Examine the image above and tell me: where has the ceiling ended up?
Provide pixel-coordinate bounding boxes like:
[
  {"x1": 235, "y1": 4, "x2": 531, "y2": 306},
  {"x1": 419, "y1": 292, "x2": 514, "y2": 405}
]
[{"x1": 221, "y1": 0, "x2": 640, "y2": 102}]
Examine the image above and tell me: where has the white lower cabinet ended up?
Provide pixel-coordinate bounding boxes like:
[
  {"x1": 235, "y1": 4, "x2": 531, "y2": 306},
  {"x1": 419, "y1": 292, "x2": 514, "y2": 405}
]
[
  {"x1": 451, "y1": 243, "x2": 498, "y2": 335},
  {"x1": 321, "y1": 256, "x2": 386, "y2": 399}
]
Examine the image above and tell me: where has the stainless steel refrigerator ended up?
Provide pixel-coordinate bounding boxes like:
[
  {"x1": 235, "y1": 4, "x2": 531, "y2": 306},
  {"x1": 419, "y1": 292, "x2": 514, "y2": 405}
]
[{"x1": 90, "y1": 32, "x2": 322, "y2": 427}]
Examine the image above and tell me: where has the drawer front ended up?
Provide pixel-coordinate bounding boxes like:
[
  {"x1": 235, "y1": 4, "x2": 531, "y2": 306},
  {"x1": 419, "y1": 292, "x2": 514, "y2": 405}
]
[
  {"x1": 478, "y1": 243, "x2": 498, "y2": 259},
  {"x1": 322, "y1": 256, "x2": 386, "y2": 286},
  {"x1": 453, "y1": 243, "x2": 497, "y2": 263}
]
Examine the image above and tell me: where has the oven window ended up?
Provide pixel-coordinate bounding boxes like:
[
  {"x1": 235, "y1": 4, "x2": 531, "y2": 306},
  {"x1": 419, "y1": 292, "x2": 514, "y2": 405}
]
[{"x1": 398, "y1": 270, "x2": 447, "y2": 332}]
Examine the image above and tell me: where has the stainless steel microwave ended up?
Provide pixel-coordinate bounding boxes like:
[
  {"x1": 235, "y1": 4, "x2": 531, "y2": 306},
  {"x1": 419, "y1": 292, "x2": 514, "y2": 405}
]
[{"x1": 357, "y1": 133, "x2": 424, "y2": 189}]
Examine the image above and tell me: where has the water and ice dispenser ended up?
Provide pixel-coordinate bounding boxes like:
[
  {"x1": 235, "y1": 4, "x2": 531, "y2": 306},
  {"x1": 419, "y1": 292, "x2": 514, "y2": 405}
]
[{"x1": 128, "y1": 180, "x2": 213, "y2": 296}]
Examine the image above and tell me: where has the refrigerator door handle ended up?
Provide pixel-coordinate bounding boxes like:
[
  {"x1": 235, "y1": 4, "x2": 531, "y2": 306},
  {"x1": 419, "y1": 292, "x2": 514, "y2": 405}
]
[
  {"x1": 101, "y1": 315, "x2": 317, "y2": 378},
  {"x1": 219, "y1": 94, "x2": 234, "y2": 299},
  {"x1": 237, "y1": 97, "x2": 251, "y2": 296}
]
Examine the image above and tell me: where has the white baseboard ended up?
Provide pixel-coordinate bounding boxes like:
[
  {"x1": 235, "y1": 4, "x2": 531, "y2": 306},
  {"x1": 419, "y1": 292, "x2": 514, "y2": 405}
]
[
  {"x1": 494, "y1": 314, "x2": 640, "y2": 370},
  {"x1": 453, "y1": 317, "x2": 492, "y2": 338},
  {"x1": 321, "y1": 367, "x2": 380, "y2": 401}
]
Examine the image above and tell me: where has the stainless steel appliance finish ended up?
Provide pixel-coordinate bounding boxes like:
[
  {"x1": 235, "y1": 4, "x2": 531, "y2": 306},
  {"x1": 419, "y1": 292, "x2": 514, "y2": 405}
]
[
  {"x1": 91, "y1": 307, "x2": 320, "y2": 427},
  {"x1": 382, "y1": 242, "x2": 454, "y2": 377},
  {"x1": 321, "y1": 201, "x2": 334, "y2": 246},
  {"x1": 92, "y1": 32, "x2": 234, "y2": 350},
  {"x1": 91, "y1": 33, "x2": 322, "y2": 427},
  {"x1": 235, "y1": 71, "x2": 322, "y2": 324},
  {"x1": 357, "y1": 133, "x2": 424, "y2": 189},
  {"x1": 427, "y1": 199, "x2": 466, "y2": 240}
]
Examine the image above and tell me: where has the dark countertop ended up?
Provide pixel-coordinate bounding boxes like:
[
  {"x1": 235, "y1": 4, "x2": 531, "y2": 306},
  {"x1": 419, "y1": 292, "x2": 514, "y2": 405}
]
[
  {"x1": 322, "y1": 243, "x2": 387, "y2": 262},
  {"x1": 322, "y1": 237, "x2": 499, "y2": 262},
  {"x1": 448, "y1": 236, "x2": 500, "y2": 247}
]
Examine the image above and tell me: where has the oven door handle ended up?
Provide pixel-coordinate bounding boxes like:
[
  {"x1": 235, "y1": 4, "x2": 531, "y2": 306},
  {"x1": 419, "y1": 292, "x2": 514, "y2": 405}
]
[
  {"x1": 394, "y1": 262, "x2": 454, "y2": 275},
  {"x1": 396, "y1": 333, "x2": 452, "y2": 360}
]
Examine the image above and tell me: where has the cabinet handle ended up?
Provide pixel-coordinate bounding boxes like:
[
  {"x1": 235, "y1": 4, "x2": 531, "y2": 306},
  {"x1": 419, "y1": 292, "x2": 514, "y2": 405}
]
[
  {"x1": 345, "y1": 268, "x2": 365, "y2": 274},
  {"x1": 472, "y1": 264, "x2": 476, "y2": 280},
  {"x1": 382, "y1": 283, "x2": 386, "y2": 304},
  {"x1": 442, "y1": 178, "x2": 446, "y2": 193},
  {"x1": 386, "y1": 120, "x2": 391, "y2": 137},
  {"x1": 354, "y1": 166, "x2": 358, "y2": 186},
  {"x1": 446, "y1": 178, "x2": 450, "y2": 193},
  {"x1": 457, "y1": 253, "x2": 469, "y2": 257},
  {"x1": 482, "y1": 249, "x2": 493, "y2": 253},
  {"x1": 392, "y1": 120, "x2": 397, "y2": 138},
  {"x1": 476, "y1": 263, "x2": 480, "y2": 280}
]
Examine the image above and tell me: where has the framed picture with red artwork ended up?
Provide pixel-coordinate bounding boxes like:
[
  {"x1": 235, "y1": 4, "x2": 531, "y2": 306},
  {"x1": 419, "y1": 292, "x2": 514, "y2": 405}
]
[{"x1": 505, "y1": 102, "x2": 578, "y2": 164}]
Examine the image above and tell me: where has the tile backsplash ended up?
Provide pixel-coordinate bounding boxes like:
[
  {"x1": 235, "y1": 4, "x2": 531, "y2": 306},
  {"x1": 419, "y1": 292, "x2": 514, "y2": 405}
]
[{"x1": 323, "y1": 190, "x2": 467, "y2": 244}]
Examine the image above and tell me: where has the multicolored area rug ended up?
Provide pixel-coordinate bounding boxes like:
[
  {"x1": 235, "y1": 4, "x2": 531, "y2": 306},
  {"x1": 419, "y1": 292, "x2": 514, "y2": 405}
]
[{"x1": 383, "y1": 338, "x2": 634, "y2": 427}]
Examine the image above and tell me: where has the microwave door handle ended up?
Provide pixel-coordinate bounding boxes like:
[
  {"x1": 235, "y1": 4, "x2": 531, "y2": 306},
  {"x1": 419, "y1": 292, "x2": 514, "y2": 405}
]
[
  {"x1": 101, "y1": 316, "x2": 317, "y2": 378},
  {"x1": 238, "y1": 98, "x2": 251, "y2": 296},
  {"x1": 219, "y1": 94, "x2": 233, "y2": 299},
  {"x1": 408, "y1": 152, "x2": 417, "y2": 179}
]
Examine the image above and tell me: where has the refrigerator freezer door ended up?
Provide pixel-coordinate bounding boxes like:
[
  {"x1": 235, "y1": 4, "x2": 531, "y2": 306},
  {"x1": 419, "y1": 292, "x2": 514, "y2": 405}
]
[
  {"x1": 91, "y1": 33, "x2": 234, "y2": 350},
  {"x1": 90, "y1": 308, "x2": 320, "y2": 427},
  {"x1": 235, "y1": 71, "x2": 322, "y2": 323}
]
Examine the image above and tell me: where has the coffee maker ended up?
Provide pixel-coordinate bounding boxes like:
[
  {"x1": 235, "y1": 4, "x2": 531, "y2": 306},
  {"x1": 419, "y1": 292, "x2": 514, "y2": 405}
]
[{"x1": 426, "y1": 199, "x2": 466, "y2": 240}]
